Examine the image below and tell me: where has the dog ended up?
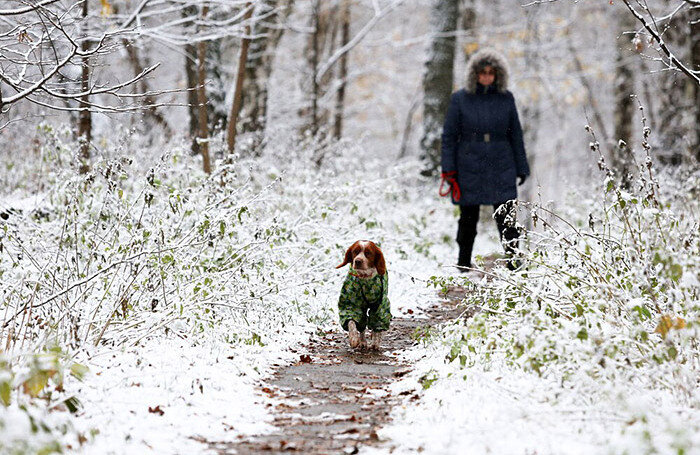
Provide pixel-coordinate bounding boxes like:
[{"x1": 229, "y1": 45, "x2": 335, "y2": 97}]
[{"x1": 336, "y1": 240, "x2": 392, "y2": 350}]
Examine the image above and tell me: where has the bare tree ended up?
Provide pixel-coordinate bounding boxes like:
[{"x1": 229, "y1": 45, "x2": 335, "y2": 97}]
[
  {"x1": 227, "y1": 3, "x2": 255, "y2": 153},
  {"x1": 690, "y1": 3, "x2": 700, "y2": 159},
  {"x1": 521, "y1": 6, "x2": 542, "y2": 206},
  {"x1": 309, "y1": 0, "x2": 322, "y2": 136},
  {"x1": 239, "y1": 0, "x2": 295, "y2": 147},
  {"x1": 333, "y1": 0, "x2": 351, "y2": 140},
  {"x1": 77, "y1": 0, "x2": 92, "y2": 174},
  {"x1": 0, "y1": 0, "x2": 158, "y2": 113},
  {"x1": 611, "y1": 9, "x2": 637, "y2": 184},
  {"x1": 196, "y1": 5, "x2": 212, "y2": 174},
  {"x1": 420, "y1": 0, "x2": 459, "y2": 175},
  {"x1": 300, "y1": 0, "x2": 403, "y2": 139},
  {"x1": 619, "y1": 0, "x2": 698, "y2": 164},
  {"x1": 122, "y1": 40, "x2": 173, "y2": 138}
]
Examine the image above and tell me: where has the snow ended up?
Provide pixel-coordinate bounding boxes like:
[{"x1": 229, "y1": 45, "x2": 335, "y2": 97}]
[{"x1": 65, "y1": 339, "x2": 305, "y2": 453}]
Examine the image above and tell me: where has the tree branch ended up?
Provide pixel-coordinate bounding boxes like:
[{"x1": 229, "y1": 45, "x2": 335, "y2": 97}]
[{"x1": 622, "y1": 0, "x2": 700, "y2": 85}]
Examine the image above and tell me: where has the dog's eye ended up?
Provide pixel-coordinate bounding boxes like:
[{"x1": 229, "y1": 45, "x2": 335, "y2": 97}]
[{"x1": 366, "y1": 251, "x2": 373, "y2": 258}]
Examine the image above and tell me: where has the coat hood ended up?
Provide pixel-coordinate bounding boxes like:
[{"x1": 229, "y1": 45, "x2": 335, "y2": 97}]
[{"x1": 465, "y1": 49, "x2": 510, "y2": 93}]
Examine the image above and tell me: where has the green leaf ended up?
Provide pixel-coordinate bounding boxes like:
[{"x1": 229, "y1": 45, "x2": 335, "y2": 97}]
[
  {"x1": 64, "y1": 395, "x2": 82, "y2": 413},
  {"x1": 669, "y1": 263, "x2": 682, "y2": 283},
  {"x1": 0, "y1": 380, "x2": 11, "y2": 406},
  {"x1": 23, "y1": 371, "x2": 50, "y2": 397},
  {"x1": 237, "y1": 206, "x2": 248, "y2": 223},
  {"x1": 668, "y1": 346, "x2": 678, "y2": 360},
  {"x1": 70, "y1": 363, "x2": 89, "y2": 381}
]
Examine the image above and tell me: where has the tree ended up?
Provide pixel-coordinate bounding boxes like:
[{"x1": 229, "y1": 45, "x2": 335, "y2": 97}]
[
  {"x1": 227, "y1": 3, "x2": 255, "y2": 154},
  {"x1": 611, "y1": 9, "x2": 637, "y2": 184},
  {"x1": 196, "y1": 5, "x2": 212, "y2": 174},
  {"x1": 333, "y1": 0, "x2": 351, "y2": 140},
  {"x1": 420, "y1": 0, "x2": 459, "y2": 175},
  {"x1": 78, "y1": 0, "x2": 92, "y2": 174},
  {"x1": 239, "y1": 0, "x2": 295, "y2": 148},
  {"x1": 0, "y1": 0, "x2": 159, "y2": 172},
  {"x1": 690, "y1": 3, "x2": 700, "y2": 160},
  {"x1": 620, "y1": 0, "x2": 699, "y2": 164}
]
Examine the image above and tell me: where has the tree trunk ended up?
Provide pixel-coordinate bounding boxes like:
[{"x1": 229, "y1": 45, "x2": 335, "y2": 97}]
[
  {"x1": 184, "y1": 5, "x2": 200, "y2": 155},
  {"x1": 333, "y1": 0, "x2": 351, "y2": 140},
  {"x1": 691, "y1": 5, "x2": 700, "y2": 161},
  {"x1": 521, "y1": 8, "x2": 542, "y2": 209},
  {"x1": 612, "y1": 11, "x2": 636, "y2": 184},
  {"x1": 240, "y1": 0, "x2": 295, "y2": 145},
  {"x1": 196, "y1": 6, "x2": 212, "y2": 174},
  {"x1": 206, "y1": 37, "x2": 229, "y2": 132},
  {"x1": 227, "y1": 3, "x2": 255, "y2": 154},
  {"x1": 420, "y1": 0, "x2": 459, "y2": 175},
  {"x1": 78, "y1": 0, "x2": 91, "y2": 174},
  {"x1": 122, "y1": 40, "x2": 172, "y2": 138},
  {"x1": 310, "y1": 0, "x2": 321, "y2": 137},
  {"x1": 655, "y1": 6, "x2": 691, "y2": 165}
]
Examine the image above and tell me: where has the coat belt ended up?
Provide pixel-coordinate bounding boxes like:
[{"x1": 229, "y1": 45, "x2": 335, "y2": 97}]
[{"x1": 464, "y1": 132, "x2": 508, "y2": 143}]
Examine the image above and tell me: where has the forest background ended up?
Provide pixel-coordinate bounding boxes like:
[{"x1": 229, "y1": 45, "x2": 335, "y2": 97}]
[{"x1": 0, "y1": 0, "x2": 698, "y2": 453}]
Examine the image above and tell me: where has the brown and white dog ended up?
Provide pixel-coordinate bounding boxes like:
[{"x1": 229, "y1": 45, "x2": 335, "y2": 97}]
[{"x1": 336, "y1": 240, "x2": 390, "y2": 350}]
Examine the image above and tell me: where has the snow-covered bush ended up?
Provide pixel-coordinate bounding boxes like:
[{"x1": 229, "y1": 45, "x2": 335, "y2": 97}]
[
  {"x1": 0, "y1": 349, "x2": 88, "y2": 454},
  {"x1": 1, "y1": 125, "x2": 454, "y2": 452},
  {"x1": 424, "y1": 122, "x2": 700, "y2": 453}
]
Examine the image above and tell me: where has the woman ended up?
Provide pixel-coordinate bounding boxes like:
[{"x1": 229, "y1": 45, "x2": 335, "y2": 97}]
[{"x1": 440, "y1": 49, "x2": 530, "y2": 270}]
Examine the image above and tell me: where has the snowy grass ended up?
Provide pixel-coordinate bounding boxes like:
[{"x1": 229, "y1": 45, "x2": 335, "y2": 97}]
[
  {"x1": 373, "y1": 128, "x2": 700, "y2": 454},
  {"x1": 0, "y1": 126, "x2": 461, "y2": 453}
]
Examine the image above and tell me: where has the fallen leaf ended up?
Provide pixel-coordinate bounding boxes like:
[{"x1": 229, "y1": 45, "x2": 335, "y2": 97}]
[
  {"x1": 299, "y1": 354, "x2": 312, "y2": 363},
  {"x1": 148, "y1": 405, "x2": 164, "y2": 415}
]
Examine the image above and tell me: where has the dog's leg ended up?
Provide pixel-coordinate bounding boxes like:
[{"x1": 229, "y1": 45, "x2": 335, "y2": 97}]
[
  {"x1": 369, "y1": 331, "x2": 382, "y2": 350},
  {"x1": 359, "y1": 330, "x2": 367, "y2": 350},
  {"x1": 348, "y1": 320, "x2": 361, "y2": 349}
]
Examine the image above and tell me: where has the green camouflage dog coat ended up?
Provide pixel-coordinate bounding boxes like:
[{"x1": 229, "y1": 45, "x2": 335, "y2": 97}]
[{"x1": 338, "y1": 267, "x2": 392, "y2": 332}]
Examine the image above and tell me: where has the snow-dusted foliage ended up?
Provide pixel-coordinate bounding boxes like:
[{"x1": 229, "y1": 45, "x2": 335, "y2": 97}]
[
  {"x1": 0, "y1": 126, "x2": 454, "y2": 452},
  {"x1": 380, "y1": 125, "x2": 700, "y2": 453}
]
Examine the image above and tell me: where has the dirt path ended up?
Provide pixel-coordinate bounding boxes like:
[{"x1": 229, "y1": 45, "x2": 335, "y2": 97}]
[{"x1": 210, "y1": 287, "x2": 466, "y2": 454}]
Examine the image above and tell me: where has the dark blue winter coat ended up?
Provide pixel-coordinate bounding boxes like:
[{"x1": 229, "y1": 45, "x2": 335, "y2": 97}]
[{"x1": 441, "y1": 56, "x2": 530, "y2": 206}]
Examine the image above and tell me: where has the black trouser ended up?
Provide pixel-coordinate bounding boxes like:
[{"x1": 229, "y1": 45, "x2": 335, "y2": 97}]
[{"x1": 457, "y1": 200, "x2": 519, "y2": 267}]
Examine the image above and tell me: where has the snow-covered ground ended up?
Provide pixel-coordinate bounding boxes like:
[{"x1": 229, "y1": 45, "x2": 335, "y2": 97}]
[
  {"x1": 367, "y1": 166, "x2": 700, "y2": 455},
  {"x1": 2, "y1": 130, "x2": 697, "y2": 454},
  {"x1": 1, "y1": 132, "x2": 487, "y2": 453}
]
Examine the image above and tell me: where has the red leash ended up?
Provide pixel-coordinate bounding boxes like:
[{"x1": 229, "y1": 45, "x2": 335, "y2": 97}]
[{"x1": 439, "y1": 171, "x2": 461, "y2": 202}]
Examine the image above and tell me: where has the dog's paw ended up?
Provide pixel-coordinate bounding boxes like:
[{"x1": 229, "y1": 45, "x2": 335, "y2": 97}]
[
  {"x1": 369, "y1": 332, "x2": 382, "y2": 351},
  {"x1": 349, "y1": 330, "x2": 361, "y2": 349}
]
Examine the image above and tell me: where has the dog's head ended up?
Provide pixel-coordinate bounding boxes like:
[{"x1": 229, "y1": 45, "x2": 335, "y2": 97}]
[{"x1": 336, "y1": 240, "x2": 386, "y2": 276}]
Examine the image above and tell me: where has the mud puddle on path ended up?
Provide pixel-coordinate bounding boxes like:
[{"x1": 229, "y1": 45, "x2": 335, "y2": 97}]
[{"x1": 208, "y1": 287, "x2": 466, "y2": 454}]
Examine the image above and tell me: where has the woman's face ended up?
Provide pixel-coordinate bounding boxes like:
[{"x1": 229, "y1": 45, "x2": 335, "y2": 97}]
[{"x1": 478, "y1": 65, "x2": 496, "y2": 86}]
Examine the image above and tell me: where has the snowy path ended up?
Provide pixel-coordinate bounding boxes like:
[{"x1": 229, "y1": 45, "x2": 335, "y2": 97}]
[{"x1": 210, "y1": 289, "x2": 464, "y2": 454}]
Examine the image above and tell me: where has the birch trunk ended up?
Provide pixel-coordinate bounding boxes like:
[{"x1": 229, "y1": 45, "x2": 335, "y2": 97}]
[{"x1": 420, "y1": 0, "x2": 459, "y2": 175}]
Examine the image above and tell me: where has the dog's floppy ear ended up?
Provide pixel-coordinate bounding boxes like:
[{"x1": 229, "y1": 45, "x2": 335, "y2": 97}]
[
  {"x1": 372, "y1": 243, "x2": 386, "y2": 275},
  {"x1": 336, "y1": 243, "x2": 355, "y2": 269}
]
